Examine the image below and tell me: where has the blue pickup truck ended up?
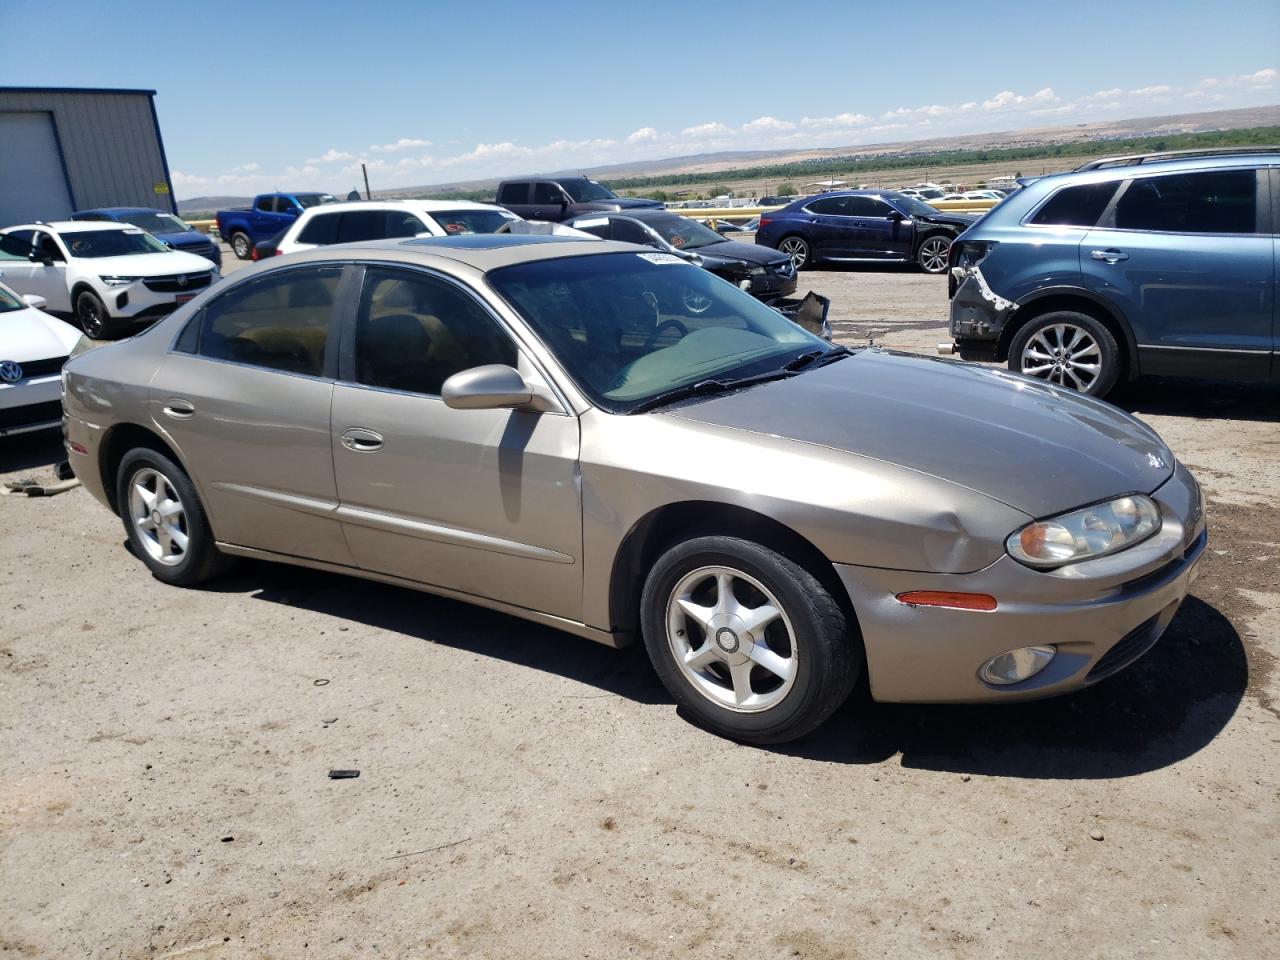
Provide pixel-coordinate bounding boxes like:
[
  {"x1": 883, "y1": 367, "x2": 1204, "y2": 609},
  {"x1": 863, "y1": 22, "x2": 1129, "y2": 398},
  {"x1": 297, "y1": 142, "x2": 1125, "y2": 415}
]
[{"x1": 216, "y1": 192, "x2": 337, "y2": 260}]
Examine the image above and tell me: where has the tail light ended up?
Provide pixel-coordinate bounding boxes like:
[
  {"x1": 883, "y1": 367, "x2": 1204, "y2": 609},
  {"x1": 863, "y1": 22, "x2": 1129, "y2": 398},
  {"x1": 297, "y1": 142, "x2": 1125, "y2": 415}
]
[
  {"x1": 758, "y1": 216, "x2": 772, "y2": 228},
  {"x1": 251, "y1": 246, "x2": 259, "y2": 261},
  {"x1": 274, "y1": 248, "x2": 283, "y2": 256}
]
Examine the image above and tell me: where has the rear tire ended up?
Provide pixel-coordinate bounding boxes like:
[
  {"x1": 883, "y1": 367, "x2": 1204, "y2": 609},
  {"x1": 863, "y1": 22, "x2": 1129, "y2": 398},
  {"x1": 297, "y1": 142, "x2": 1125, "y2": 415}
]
[
  {"x1": 641, "y1": 536, "x2": 860, "y2": 744},
  {"x1": 777, "y1": 235, "x2": 812, "y2": 270},
  {"x1": 230, "y1": 231, "x2": 252, "y2": 260},
  {"x1": 116, "y1": 448, "x2": 231, "y2": 586},
  {"x1": 1008, "y1": 310, "x2": 1121, "y2": 397}
]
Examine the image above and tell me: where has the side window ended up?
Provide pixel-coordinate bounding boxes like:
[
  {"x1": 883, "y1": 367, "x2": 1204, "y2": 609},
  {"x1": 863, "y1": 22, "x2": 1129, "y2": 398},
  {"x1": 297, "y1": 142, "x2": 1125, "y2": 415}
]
[
  {"x1": 0, "y1": 230, "x2": 35, "y2": 260},
  {"x1": 611, "y1": 220, "x2": 655, "y2": 245},
  {"x1": 199, "y1": 267, "x2": 341, "y2": 376},
  {"x1": 1030, "y1": 182, "x2": 1118, "y2": 227},
  {"x1": 297, "y1": 212, "x2": 341, "y2": 245},
  {"x1": 274, "y1": 197, "x2": 299, "y2": 215},
  {"x1": 846, "y1": 196, "x2": 893, "y2": 217},
  {"x1": 497, "y1": 183, "x2": 528, "y2": 204},
  {"x1": 532, "y1": 182, "x2": 564, "y2": 204},
  {"x1": 1115, "y1": 170, "x2": 1257, "y2": 234},
  {"x1": 336, "y1": 210, "x2": 388, "y2": 243},
  {"x1": 35, "y1": 232, "x2": 65, "y2": 261},
  {"x1": 354, "y1": 268, "x2": 517, "y2": 395},
  {"x1": 806, "y1": 196, "x2": 850, "y2": 216},
  {"x1": 384, "y1": 212, "x2": 426, "y2": 238},
  {"x1": 255, "y1": 196, "x2": 275, "y2": 212}
]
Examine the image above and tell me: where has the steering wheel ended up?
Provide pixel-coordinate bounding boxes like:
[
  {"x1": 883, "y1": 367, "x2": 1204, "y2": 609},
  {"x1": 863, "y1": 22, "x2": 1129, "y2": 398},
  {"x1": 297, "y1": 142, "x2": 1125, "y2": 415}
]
[{"x1": 643, "y1": 318, "x2": 689, "y2": 351}]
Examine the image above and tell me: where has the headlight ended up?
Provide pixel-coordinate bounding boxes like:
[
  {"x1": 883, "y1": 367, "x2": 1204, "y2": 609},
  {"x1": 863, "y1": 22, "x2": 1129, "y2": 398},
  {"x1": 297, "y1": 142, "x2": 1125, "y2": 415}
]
[
  {"x1": 747, "y1": 265, "x2": 766, "y2": 276},
  {"x1": 1007, "y1": 494, "x2": 1161, "y2": 568},
  {"x1": 99, "y1": 275, "x2": 140, "y2": 286}
]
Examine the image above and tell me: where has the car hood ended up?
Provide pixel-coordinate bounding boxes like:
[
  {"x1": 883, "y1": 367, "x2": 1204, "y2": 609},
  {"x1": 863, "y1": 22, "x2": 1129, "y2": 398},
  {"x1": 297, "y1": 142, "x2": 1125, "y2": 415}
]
[
  {"x1": 0, "y1": 306, "x2": 81, "y2": 361},
  {"x1": 665, "y1": 350, "x2": 1174, "y2": 518},
  {"x1": 77, "y1": 250, "x2": 215, "y2": 276},
  {"x1": 156, "y1": 231, "x2": 212, "y2": 248},
  {"x1": 692, "y1": 240, "x2": 790, "y2": 269},
  {"x1": 914, "y1": 210, "x2": 978, "y2": 229},
  {"x1": 580, "y1": 198, "x2": 664, "y2": 211}
]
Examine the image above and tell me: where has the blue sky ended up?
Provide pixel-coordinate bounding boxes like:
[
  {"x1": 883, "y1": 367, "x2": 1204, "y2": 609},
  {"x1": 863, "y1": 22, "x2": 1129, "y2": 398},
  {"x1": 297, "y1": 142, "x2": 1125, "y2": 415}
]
[{"x1": 3, "y1": 0, "x2": 1277, "y2": 197}]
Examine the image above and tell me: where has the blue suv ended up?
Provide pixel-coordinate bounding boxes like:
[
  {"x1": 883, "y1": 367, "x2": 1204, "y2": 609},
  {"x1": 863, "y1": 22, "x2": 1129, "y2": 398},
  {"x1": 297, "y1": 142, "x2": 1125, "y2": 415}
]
[{"x1": 946, "y1": 149, "x2": 1277, "y2": 396}]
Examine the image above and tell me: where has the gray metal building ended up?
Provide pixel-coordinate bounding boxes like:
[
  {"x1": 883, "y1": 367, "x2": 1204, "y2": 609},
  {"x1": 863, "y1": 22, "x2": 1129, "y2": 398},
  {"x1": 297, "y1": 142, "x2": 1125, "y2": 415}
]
[{"x1": 0, "y1": 87, "x2": 176, "y2": 226}]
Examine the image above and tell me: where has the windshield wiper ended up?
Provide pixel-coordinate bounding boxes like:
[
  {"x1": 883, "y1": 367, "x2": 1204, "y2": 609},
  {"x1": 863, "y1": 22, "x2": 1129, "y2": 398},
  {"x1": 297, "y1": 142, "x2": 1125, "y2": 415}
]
[
  {"x1": 782, "y1": 345, "x2": 851, "y2": 372},
  {"x1": 629, "y1": 370, "x2": 793, "y2": 414}
]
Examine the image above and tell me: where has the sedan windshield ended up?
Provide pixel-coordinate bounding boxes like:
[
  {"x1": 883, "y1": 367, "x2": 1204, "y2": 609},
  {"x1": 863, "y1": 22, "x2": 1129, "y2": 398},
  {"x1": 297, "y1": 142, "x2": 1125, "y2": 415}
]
[
  {"x1": 0, "y1": 285, "x2": 22, "y2": 313},
  {"x1": 886, "y1": 193, "x2": 943, "y2": 218},
  {"x1": 488, "y1": 252, "x2": 824, "y2": 413},
  {"x1": 64, "y1": 230, "x2": 169, "y2": 258},
  {"x1": 429, "y1": 210, "x2": 516, "y2": 235},
  {"x1": 561, "y1": 179, "x2": 618, "y2": 203},
  {"x1": 644, "y1": 215, "x2": 727, "y2": 251},
  {"x1": 120, "y1": 212, "x2": 192, "y2": 234}
]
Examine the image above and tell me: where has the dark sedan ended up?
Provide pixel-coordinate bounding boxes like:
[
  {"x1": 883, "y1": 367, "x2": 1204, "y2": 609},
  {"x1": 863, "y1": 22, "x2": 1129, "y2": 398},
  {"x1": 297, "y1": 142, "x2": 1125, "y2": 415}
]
[
  {"x1": 564, "y1": 210, "x2": 797, "y2": 300},
  {"x1": 71, "y1": 207, "x2": 222, "y2": 269},
  {"x1": 754, "y1": 191, "x2": 977, "y2": 274}
]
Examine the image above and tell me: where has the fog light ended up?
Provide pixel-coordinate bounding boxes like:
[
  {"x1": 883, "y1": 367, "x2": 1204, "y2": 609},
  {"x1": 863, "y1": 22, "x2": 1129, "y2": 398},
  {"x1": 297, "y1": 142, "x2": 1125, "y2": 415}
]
[{"x1": 978, "y1": 645, "x2": 1056, "y2": 685}]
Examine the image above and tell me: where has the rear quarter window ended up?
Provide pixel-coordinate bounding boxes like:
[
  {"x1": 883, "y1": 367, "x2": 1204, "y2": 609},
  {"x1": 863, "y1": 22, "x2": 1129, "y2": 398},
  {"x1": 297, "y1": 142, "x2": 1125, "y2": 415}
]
[
  {"x1": 1029, "y1": 181, "x2": 1118, "y2": 227},
  {"x1": 1114, "y1": 170, "x2": 1258, "y2": 234},
  {"x1": 297, "y1": 213, "x2": 340, "y2": 245}
]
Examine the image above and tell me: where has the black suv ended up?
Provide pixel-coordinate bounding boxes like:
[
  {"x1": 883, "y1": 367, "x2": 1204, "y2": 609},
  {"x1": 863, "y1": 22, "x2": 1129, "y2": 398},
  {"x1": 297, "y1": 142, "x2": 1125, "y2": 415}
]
[{"x1": 495, "y1": 177, "x2": 662, "y2": 222}]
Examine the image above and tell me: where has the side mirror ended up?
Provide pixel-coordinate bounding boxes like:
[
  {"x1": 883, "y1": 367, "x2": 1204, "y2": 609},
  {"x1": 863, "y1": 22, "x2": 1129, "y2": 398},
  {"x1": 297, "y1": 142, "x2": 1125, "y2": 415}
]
[
  {"x1": 22, "y1": 293, "x2": 48, "y2": 310},
  {"x1": 886, "y1": 210, "x2": 905, "y2": 222},
  {"x1": 283, "y1": 206, "x2": 301, "y2": 217},
  {"x1": 442, "y1": 364, "x2": 536, "y2": 411},
  {"x1": 30, "y1": 251, "x2": 54, "y2": 266}
]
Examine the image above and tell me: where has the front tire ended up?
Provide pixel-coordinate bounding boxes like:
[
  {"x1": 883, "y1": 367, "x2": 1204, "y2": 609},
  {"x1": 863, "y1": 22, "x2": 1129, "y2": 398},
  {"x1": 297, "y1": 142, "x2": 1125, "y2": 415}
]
[
  {"x1": 230, "y1": 231, "x2": 252, "y2": 260},
  {"x1": 641, "y1": 536, "x2": 860, "y2": 744},
  {"x1": 1008, "y1": 310, "x2": 1120, "y2": 397},
  {"x1": 916, "y1": 234, "x2": 951, "y2": 274},
  {"x1": 75, "y1": 290, "x2": 117, "y2": 340},
  {"x1": 116, "y1": 448, "x2": 230, "y2": 586}
]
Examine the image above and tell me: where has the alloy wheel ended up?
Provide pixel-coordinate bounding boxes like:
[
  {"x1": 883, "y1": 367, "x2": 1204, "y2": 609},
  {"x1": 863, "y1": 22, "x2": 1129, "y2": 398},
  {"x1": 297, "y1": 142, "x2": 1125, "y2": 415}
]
[
  {"x1": 665, "y1": 565, "x2": 798, "y2": 713},
  {"x1": 918, "y1": 236, "x2": 950, "y2": 273},
  {"x1": 128, "y1": 467, "x2": 190, "y2": 567},
  {"x1": 232, "y1": 234, "x2": 250, "y2": 258},
  {"x1": 778, "y1": 237, "x2": 809, "y2": 270},
  {"x1": 1020, "y1": 322, "x2": 1102, "y2": 391},
  {"x1": 79, "y1": 300, "x2": 103, "y2": 338}
]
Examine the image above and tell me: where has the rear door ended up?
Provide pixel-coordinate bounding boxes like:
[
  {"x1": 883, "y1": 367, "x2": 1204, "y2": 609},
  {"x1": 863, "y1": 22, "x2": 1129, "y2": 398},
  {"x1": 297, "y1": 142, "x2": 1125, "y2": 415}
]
[
  {"x1": 801, "y1": 195, "x2": 855, "y2": 258},
  {"x1": 497, "y1": 182, "x2": 533, "y2": 219},
  {"x1": 148, "y1": 264, "x2": 353, "y2": 564},
  {"x1": 249, "y1": 195, "x2": 280, "y2": 241},
  {"x1": 330, "y1": 264, "x2": 583, "y2": 619},
  {"x1": 1081, "y1": 167, "x2": 1273, "y2": 379}
]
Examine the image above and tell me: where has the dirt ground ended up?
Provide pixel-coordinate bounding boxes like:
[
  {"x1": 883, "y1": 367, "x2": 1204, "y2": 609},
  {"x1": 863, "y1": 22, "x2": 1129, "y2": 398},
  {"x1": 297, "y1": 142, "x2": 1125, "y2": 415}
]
[{"x1": 2, "y1": 249, "x2": 1277, "y2": 959}]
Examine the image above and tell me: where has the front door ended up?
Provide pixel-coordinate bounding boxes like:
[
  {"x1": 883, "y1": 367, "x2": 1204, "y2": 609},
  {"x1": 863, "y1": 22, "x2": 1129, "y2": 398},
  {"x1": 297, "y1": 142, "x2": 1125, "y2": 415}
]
[
  {"x1": 1082, "y1": 167, "x2": 1274, "y2": 379},
  {"x1": 148, "y1": 264, "x2": 352, "y2": 564},
  {"x1": 847, "y1": 196, "x2": 913, "y2": 259},
  {"x1": 330, "y1": 265, "x2": 583, "y2": 620},
  {"x1": 0, "y1": 229, "x2": 69, "y2": 312}
]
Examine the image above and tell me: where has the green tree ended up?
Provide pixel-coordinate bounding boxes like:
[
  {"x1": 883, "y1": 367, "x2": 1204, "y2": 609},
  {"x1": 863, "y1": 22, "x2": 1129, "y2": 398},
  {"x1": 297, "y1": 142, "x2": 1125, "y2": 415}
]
[{"x1": 776, "y1": 182, "x2": 797, "y2": 196}]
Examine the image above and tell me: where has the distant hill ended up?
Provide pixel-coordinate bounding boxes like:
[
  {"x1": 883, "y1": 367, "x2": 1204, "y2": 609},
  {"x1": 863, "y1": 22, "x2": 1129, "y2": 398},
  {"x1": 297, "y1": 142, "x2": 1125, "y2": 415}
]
[{"x1": 176, "y1": 196, "x2": 251, "y2": 215}]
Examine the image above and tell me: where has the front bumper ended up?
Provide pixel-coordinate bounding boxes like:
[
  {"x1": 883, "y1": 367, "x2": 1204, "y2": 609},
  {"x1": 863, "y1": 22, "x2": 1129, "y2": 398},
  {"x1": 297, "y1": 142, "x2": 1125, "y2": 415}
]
[
  {"x1": 838, "y1": 462, "x2": 1206, "y2": 703},
  {"x1": 0, "y1": 375, "x2": 63, "y2": 437},
  {"x1": 103, "y1": 274, "x2": 218, "y2": 321}
]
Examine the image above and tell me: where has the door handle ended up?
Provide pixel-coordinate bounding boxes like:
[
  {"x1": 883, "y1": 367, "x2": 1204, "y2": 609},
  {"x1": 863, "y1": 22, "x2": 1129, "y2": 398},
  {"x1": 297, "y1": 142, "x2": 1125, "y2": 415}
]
[
  {"x1": 341, "y1": 427, "x2": 383, "y2": 452},
  {"x1": 162, "y1": 399, "x2": 195, "y2": 419},
  {"x1": 1090, "y1": 249, "x2": 1129, "y2": 263}
]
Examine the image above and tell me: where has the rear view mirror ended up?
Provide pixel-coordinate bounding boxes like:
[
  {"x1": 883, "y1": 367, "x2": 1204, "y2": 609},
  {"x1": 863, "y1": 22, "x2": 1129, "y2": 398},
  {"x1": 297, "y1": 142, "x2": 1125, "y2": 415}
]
[{"x1": 442, "y1": 364, "x2": 534, "y2": 410}]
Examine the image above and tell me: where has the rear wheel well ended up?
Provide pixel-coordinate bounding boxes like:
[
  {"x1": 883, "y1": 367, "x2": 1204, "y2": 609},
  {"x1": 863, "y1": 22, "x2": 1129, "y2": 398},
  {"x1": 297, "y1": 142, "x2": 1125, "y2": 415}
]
[
  {"x1": 608, "y1": 501, "x2": 857, "y2": 638},
  {"x1": 997, "y1": 295, "x2": 1132, "y2": 377},
  {"x1": 99, "y1": 424, "x2": 182, "y2": 515}
]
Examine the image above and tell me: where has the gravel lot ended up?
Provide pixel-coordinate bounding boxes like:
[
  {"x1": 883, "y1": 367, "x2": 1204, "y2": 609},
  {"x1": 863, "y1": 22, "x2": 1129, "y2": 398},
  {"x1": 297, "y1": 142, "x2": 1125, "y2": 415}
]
[{"x1": 2, "y1": 245, "x2": 1277, "y2": 958}]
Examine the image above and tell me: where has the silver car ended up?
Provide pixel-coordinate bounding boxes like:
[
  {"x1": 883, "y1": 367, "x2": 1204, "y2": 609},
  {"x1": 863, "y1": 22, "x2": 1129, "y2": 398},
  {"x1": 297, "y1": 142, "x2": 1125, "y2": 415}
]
[{"x1": 62, "y1": 235, "x2": 1207, "y2": 743}]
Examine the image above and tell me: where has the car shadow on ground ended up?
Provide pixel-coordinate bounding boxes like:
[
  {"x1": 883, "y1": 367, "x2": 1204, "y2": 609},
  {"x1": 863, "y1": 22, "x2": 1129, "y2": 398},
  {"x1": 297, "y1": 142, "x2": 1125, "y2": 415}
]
[
  {"x1": 799, "y1": 262, "x2": 929, "y2": 276},
  {"x1": 777, "y1": 596, "x2": 1247, "y2": 778},
  {"x1": 0, "y1": 430, "x2": 65, "y2": 475},
  {"x1": 197, "y1": 558, "x2": 1245, "y2": 778},
  {"x1": 1116, "y1": 376, "x2": 1280, "y2": 423}
]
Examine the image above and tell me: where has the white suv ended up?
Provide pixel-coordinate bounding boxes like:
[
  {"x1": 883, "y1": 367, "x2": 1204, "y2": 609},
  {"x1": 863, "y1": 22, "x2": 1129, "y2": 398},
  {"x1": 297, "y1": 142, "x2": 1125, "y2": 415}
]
[
  {"x1": 273, "y1": 200, "x2": 519, "y2": 257},
  {"x1": 0, "y1": 221, "x2": 220, "y2": 339}
]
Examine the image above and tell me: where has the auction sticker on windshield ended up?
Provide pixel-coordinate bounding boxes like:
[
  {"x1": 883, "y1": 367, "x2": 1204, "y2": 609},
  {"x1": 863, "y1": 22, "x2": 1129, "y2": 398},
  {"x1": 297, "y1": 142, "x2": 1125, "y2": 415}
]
[{"x1": 638, "y1": 253, "x2": 683, "y2": 265}]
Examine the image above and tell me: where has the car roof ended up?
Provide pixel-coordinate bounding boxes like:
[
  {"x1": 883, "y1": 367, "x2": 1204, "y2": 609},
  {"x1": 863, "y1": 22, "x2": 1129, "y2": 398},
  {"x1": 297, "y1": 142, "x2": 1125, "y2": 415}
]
[
  {"x1": 74, "y1": 206, "x2": 169, "y2": 216},
  {"x1": 4, "y1": 221, "x2": 138, "y2": 234},
  {"x1": 264, "y1": 233, "x2": 633, "y2": 272},
  {"x1": 1025, "y1": 150, "x2": 1280, "y2": 187},
  {"x1": 301, "y1": 199, "x2": 506, "y2": 214}
]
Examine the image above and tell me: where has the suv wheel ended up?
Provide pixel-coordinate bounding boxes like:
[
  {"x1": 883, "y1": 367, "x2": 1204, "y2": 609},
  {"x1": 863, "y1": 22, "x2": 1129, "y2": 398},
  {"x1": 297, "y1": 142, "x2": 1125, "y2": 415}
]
[
  {"x1": 1009, "y1": 310, "x2": 1120, "y2": 397},
  {"x1": 230, "y1": 231, "x2": 252, "y2": 260},
  {"x1": 75, "y1": 290, "x2": 116, "y2": 340},
  {"x1": 117, "y1": 448, "x2": 231, "y2": 586},
  {"x1": 777, "y1": 236, "x2": 811, "y2": 270},
  {"x1": 641, "y1": 536, "x2": 860, "y2": 744},
  {"x1": 916, "y1": 235, "x2": 951, "y2": 274}
]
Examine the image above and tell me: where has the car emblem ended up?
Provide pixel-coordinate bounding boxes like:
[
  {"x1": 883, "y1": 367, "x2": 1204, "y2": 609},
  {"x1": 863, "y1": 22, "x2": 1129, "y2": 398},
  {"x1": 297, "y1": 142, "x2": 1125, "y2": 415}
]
[
  {"x1": 177, "y1": 275, "x2": 189, "y2": 288},
  {"x1": 715, "y1": 627, "x2": 740, "y2": 654},
  {"x1": 0, "y1": 360, "x2": 22, "y2": 383}
]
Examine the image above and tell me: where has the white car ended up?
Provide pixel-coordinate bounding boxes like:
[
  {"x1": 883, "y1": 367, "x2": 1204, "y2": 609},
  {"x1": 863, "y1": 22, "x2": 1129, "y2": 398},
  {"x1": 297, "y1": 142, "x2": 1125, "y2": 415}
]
[
  {"x1": 274, "y1": 199, "x2": 520, "y2": 257},
  {"x1": 0, "y1": 280, "x2": 81, "y2": 438},
  {"x1": 0, "y1": 222, "x2": 220, "y2": 339}
]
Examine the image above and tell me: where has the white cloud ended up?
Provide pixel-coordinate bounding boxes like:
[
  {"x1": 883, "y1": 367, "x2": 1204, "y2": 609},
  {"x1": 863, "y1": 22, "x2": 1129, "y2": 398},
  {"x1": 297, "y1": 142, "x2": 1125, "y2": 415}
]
[
  {"x1": 305, "y1": 149, "x2": 353, "y2": 165},
  {"x1": 799, "y1": 112, "x2": 871, "y2": 130},
  {"x1": 680, "y1": 121, "x2": 731, "y2": 138},
  {"x1": 369, "y1": 137, "x2": 432, "y2": 153},
  {"x1": 170, "y1": 170, "x2": 208, "y2": 188},
  {"x1": 626, "y1": 126, "x2": 660, "y2": 144},
  {"x1": 742, "y1": 116, "x2": 795, "y2": 133}
]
